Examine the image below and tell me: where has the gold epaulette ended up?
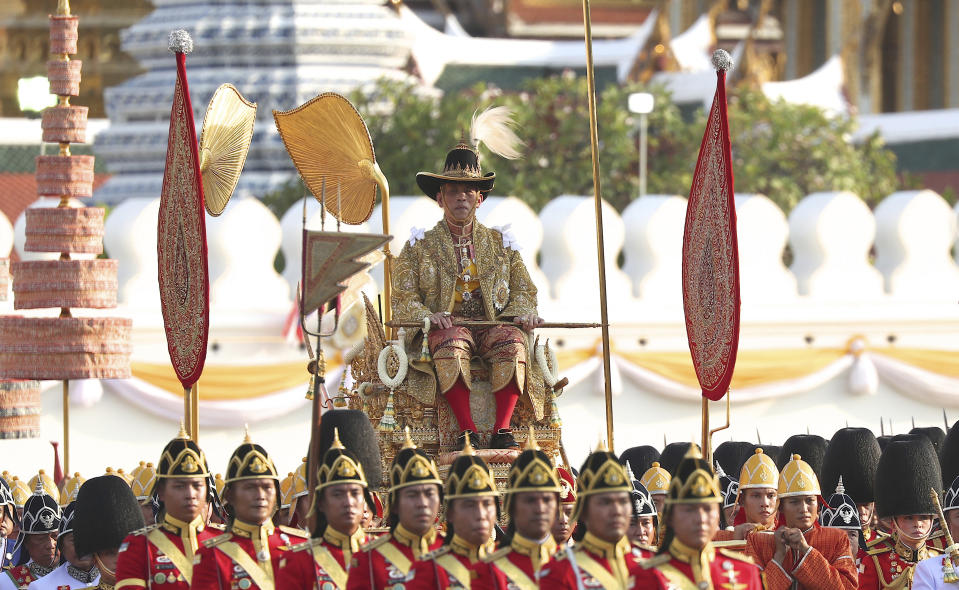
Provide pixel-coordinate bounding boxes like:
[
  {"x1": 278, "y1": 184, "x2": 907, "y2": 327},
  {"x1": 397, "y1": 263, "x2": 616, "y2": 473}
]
[
  {"x1": 289, "y1": 538, "x2": 318, "y2": 553},
  {"x1": 481, "y1": 547, "x2": 512, "y2": 564},
  {"x1": 719, "y1": 548, "x2": 755, "y2": 564},
  {"x1": 867, "y1": 543, "x2": 894, "y2": 557},
  {"x1": 421, "y1": 545, "x2": 451, "y2": 562},
  {"x1": 713, "y1": 540, "x2": 749, "y2": 549},
  {"x1": 360, "y1": 533, "x2": 393, "y2": 553},
  {"x1": 278, "y1": 526, "x2": 310, "y2": 539},
  {"x1": 207, "y1": 523, "x2": 227, "y2": 532},
  {"x1": 640, "y1": 554, "x2": 671, "y2": 569},
  {"x1": 202, "y1": 532, "x2": 232, "y2": 549},
  {"x1": 867, "y1": 533, "x2": 890, "y2": 549},
  {"x1": 128, "y1": 523, "x2": 160, "y2": 537}
]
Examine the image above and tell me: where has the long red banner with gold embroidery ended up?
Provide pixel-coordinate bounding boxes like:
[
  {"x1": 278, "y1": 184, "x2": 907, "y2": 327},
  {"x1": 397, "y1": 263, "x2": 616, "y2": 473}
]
[
  {"x1": 681, "y1": 54, "x2": 740, "y2": 402},
  {"x1": 157, "y1": 45, "x2": 209, "y2": 390}
]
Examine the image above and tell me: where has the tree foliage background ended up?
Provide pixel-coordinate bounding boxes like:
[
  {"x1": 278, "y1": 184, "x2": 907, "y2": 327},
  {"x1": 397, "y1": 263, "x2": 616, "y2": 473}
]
[{"x1": 263, "y1": 73, "x2": 899, "y2": 218}]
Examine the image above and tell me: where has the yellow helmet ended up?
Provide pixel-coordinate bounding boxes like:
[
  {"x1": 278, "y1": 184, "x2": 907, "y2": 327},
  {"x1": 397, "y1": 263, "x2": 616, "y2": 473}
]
[
  {"x1": 778, "y1": 454, "x2": 821, "y2": 498},
  {"x1": 60, "y1": 473, "x2": 85, "y2": 505},
  {"x1": 28, "y1": 470, "x2": 59, "y2": 504},
  {"x1": 739, "y1": 448, "x2": 779, "y2": 490},
  {"x1": 214, "y1": 474, "x2": 226, "y2": 498},
  {"x1": 131, "y1": 463, "x2": 157, "y2": 501},
  {"x1": 115, "y1": 468, "x2": 133, "y2": 485},
  {"x1": 640, "y1": 462, "x2": 671, "y2": 495},
  {"x1": 292, "y1": 457, "x2": 309, "y2": 500},
  {"x1": 10, "y1": 476, "x2": 31, "y2": 508},
  {"x1": 279, "y1": 472, "x2": 295, "y2": 509}
]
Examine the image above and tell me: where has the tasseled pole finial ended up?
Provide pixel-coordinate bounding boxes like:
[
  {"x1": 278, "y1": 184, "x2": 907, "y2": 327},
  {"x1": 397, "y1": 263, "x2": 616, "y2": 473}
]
[
  {"x1": 712, "y1": 49, "x2": 733, "y2": 72},
  {"x1": 168, "y1": 29, "x2": 194, "y2": 55}
]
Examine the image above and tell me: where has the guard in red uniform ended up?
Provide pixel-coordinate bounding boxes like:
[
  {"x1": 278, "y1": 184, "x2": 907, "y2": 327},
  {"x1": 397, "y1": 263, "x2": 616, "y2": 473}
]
[
  {"x1": 745, "y1": 453, "x2": 857, "y2": 589},
  {"x1": 347, "y1": 428, "x2": 444, "y2": 589},
  {"x1": 551, "y1": 467, "x2": 577, "y2": 547},
  {"x1": 404, "y1": 435, "x2": 499, "y2": 589},
  {"x1": 537, "y1": 441, "x2": 646, "y2": 589},
  {"x1": 115, "y1": 425, "x2": 217, "y2": 590},
  {"x1": 628, "y1": 444, "x2": 763, "y2": 590},
  {"x1": 859, "y1": 437, "x2": 942, "y2": 589},
  {"x1": 275, "y1": 427, "x2": 374, "y2": 589},
  {"x1": 0, "y1": 480, "x2": 60, "y2": 590},
  {"x1": 473, "y1": 427, "x2": 561, "y2": 590},
  {"x1": 192, "y1": 430, "x2": 309, "y2": 590}
]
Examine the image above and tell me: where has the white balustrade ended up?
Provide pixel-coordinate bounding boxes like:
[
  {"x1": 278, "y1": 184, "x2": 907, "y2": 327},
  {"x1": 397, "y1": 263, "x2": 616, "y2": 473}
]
[
  {"x1": 787, "y1": 191, "x2": 884, "y2": 299},
  {"x1": 874, "y1": 190, "x2": 959, "y2": 299},
  {"x1": 735, "y1": 194, "x2": 797, "y2": 302},
  {"x1": 621, "y1": 195, "x2": 686, "y2": 302}
]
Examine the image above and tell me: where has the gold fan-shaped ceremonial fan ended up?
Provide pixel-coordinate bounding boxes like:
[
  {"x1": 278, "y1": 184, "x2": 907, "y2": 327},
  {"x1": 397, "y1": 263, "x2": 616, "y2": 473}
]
[
  {"x1": 198, "y1": 84, "x2": 257, "y2": 216},
  {"x1": 273, "y1": 92, "x2": 388, "y2": 225}
]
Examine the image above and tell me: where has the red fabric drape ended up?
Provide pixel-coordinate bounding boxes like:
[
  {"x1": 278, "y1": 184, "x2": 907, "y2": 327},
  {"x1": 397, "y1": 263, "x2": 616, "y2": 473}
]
[
  {"x1": 681, "y1": 68, "x2": 741, "y2": 402},
  {"x1": 157, "y1": 51, "x2": 209, "y2": 389}
]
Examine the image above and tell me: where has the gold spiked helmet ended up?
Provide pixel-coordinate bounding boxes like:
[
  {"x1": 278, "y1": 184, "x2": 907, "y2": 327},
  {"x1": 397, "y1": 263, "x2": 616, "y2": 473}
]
[
  {"x1": 571, "y1": 441, "x2": 631, "y2": 522},
  {"x1": 503, "y1": 427, "x2": 561, "y2": 516}
]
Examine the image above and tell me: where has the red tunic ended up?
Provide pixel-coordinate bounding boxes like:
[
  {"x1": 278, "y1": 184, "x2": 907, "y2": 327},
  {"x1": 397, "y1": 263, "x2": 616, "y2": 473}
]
[
  {"x1": 628, "y1": 540, "x2": 762, "y2": 590},
  {"x1": 115, "y1": 514, "x2": 220, "y2": 590},
  {"x1": 404, "y1": 535, "x2": 492, "y2": 590},
  {"x1": 191, "y1": 520, "x2": 308, "y2": 590},
  {"x1": 859, "y1": 533, "x2": 940, "y2": 589},
  {"x1": 274, "y1": 526, "x2": 367, "y2": 590},
  {"x1": 346, "y1": 525, "x2": 442, "y2": 589},
  {"x1": 745, "y1": 524, "x2": 857, "y2": 590},
  {"x1": 472, "y1": 533, "x2": 557, "y2": 590},
  {"x1": 536, "y1": 533, "x2": 645, "y2": 590},
  {"x1": 2, "y1": 563, "x2": 43, "y2": 589}
]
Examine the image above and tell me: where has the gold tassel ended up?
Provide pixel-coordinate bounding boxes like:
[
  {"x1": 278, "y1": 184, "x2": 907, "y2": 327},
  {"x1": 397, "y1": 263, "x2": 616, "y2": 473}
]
[
  {"x1": 304, "y1": 373, "x2": 314, "y2": 400},
  {"x1": 549, "y1": 393, "x2": 562, "y2": 428},
  {"x1": 943, "y1": 555, "x2": 958, "y2": 583},
  {"x1": 378, "y1": 390, "x2": 397, "y2": 432}
]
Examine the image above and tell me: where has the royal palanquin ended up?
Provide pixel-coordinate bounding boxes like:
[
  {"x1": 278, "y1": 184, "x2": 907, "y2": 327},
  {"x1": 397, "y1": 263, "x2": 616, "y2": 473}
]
[{"x1": 346, "y1": 295, "x2": 565, "y2": 488}]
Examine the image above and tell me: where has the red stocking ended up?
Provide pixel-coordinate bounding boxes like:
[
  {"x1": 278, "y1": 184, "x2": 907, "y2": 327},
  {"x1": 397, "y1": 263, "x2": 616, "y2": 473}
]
[
  {"x1": 493, "y1": 383, "x2": 520, "y2": 432},
  {"x1": 444, "y1": 379, "x2": 478, "y2": 433}
]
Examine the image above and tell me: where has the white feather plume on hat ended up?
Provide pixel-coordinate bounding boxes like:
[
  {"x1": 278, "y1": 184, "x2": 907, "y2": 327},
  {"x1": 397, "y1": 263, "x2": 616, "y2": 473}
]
[{"x1": 470, "y1": 106, "x2": 524, "y2": 160}]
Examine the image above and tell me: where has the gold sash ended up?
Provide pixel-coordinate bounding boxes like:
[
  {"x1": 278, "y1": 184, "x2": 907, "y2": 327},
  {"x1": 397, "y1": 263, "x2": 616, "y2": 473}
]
[
  {"x1": 435, "y1": 554, "x2": 472, "y2": 588},
  {"x1": 574, "y1": 551, "x2": 624, "y2": 589},
  {"x1": 375, "y1": 542, "x2": 412, "y2": 575},
  {"x1": 147, "y1": 529, "x2": 193, "y2": 582},
  {"x1": 492, "y1": 556, "x2": 537, "y2": 590},
  {"x1": 216, "y1": 541, "x2": 274, "y2": 590},
  {"x1": 312, "y1": 544, "x2": 348, "y2": 588}
]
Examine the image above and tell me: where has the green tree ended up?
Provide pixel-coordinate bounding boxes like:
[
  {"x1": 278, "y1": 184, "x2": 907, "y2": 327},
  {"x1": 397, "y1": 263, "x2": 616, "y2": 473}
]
[{"x1": 265, "y1": 74, "x2": 899, "y2": 217}]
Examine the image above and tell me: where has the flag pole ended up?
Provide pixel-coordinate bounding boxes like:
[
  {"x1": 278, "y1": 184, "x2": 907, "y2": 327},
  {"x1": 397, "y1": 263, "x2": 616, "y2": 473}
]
[{"x1": 581, "y1": 0, "x2": 615, "y2": 452}]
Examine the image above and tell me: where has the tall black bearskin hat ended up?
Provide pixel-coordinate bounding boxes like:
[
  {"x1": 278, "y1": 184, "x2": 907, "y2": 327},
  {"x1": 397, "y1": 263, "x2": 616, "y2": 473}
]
[
  {"x1": 910, "y1": 426, "x2": 946, "y2": 455},
  {"x1": 503, "y1": 428, "x2": 561, "y2": 517},
  {"x1": 318, "y1": 409, "x2": 382, "y2": 489},
  {"x1": 619, "y1": 446, "x2": 660, "y2": 476},
  {"x1": 713, "y1": 442, "x2": 758, "y2": 480},
  {"x1": 875, "y1": 438, "x2": 941, "y2": 519},
  {"x1": 73, "y1": 475, "x2": 145, "y2": 557},
  {"x1": 777, "y1": 435, "x2": 827, "y2": 480},
  {"x1": 878, "y1": 435, "x2": 892, "y2": 451},
  {"x1": 941, "y1": 420, "x2": 959, "y2": 488},
  {"x1": 659, "y1": 442, "x2": 692, "y2": 476},
  {"x1": 572, "y1": 441, "x2": 632, "y2": 523},
  {"x1": 821, "y1": 427, "x2": 881, "y2": 505},
  {"x1": 762, "y1": 446, "x2": 782, "y2": 465}
]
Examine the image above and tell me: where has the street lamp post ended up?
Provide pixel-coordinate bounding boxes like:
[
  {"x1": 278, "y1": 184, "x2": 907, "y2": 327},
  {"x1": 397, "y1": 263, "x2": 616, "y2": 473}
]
[{"x1": 628, "y1": 92, "x2": 654, "y2": 198}]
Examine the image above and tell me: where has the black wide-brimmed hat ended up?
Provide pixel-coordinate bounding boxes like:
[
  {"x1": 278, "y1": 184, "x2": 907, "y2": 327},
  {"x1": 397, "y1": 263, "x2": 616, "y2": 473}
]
[
  {"x1": 73, "y1": 475, "x2": 144, "y2": 557},
  {"x1": 875, "y1": 438, "x2": 941, "y2": 518},
  {"x1": 416, "y1": 143, "x2": 495, "y2": 199},
  {"x1": 821, "y1": 427, "x2": 881, "y2": 504}
]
